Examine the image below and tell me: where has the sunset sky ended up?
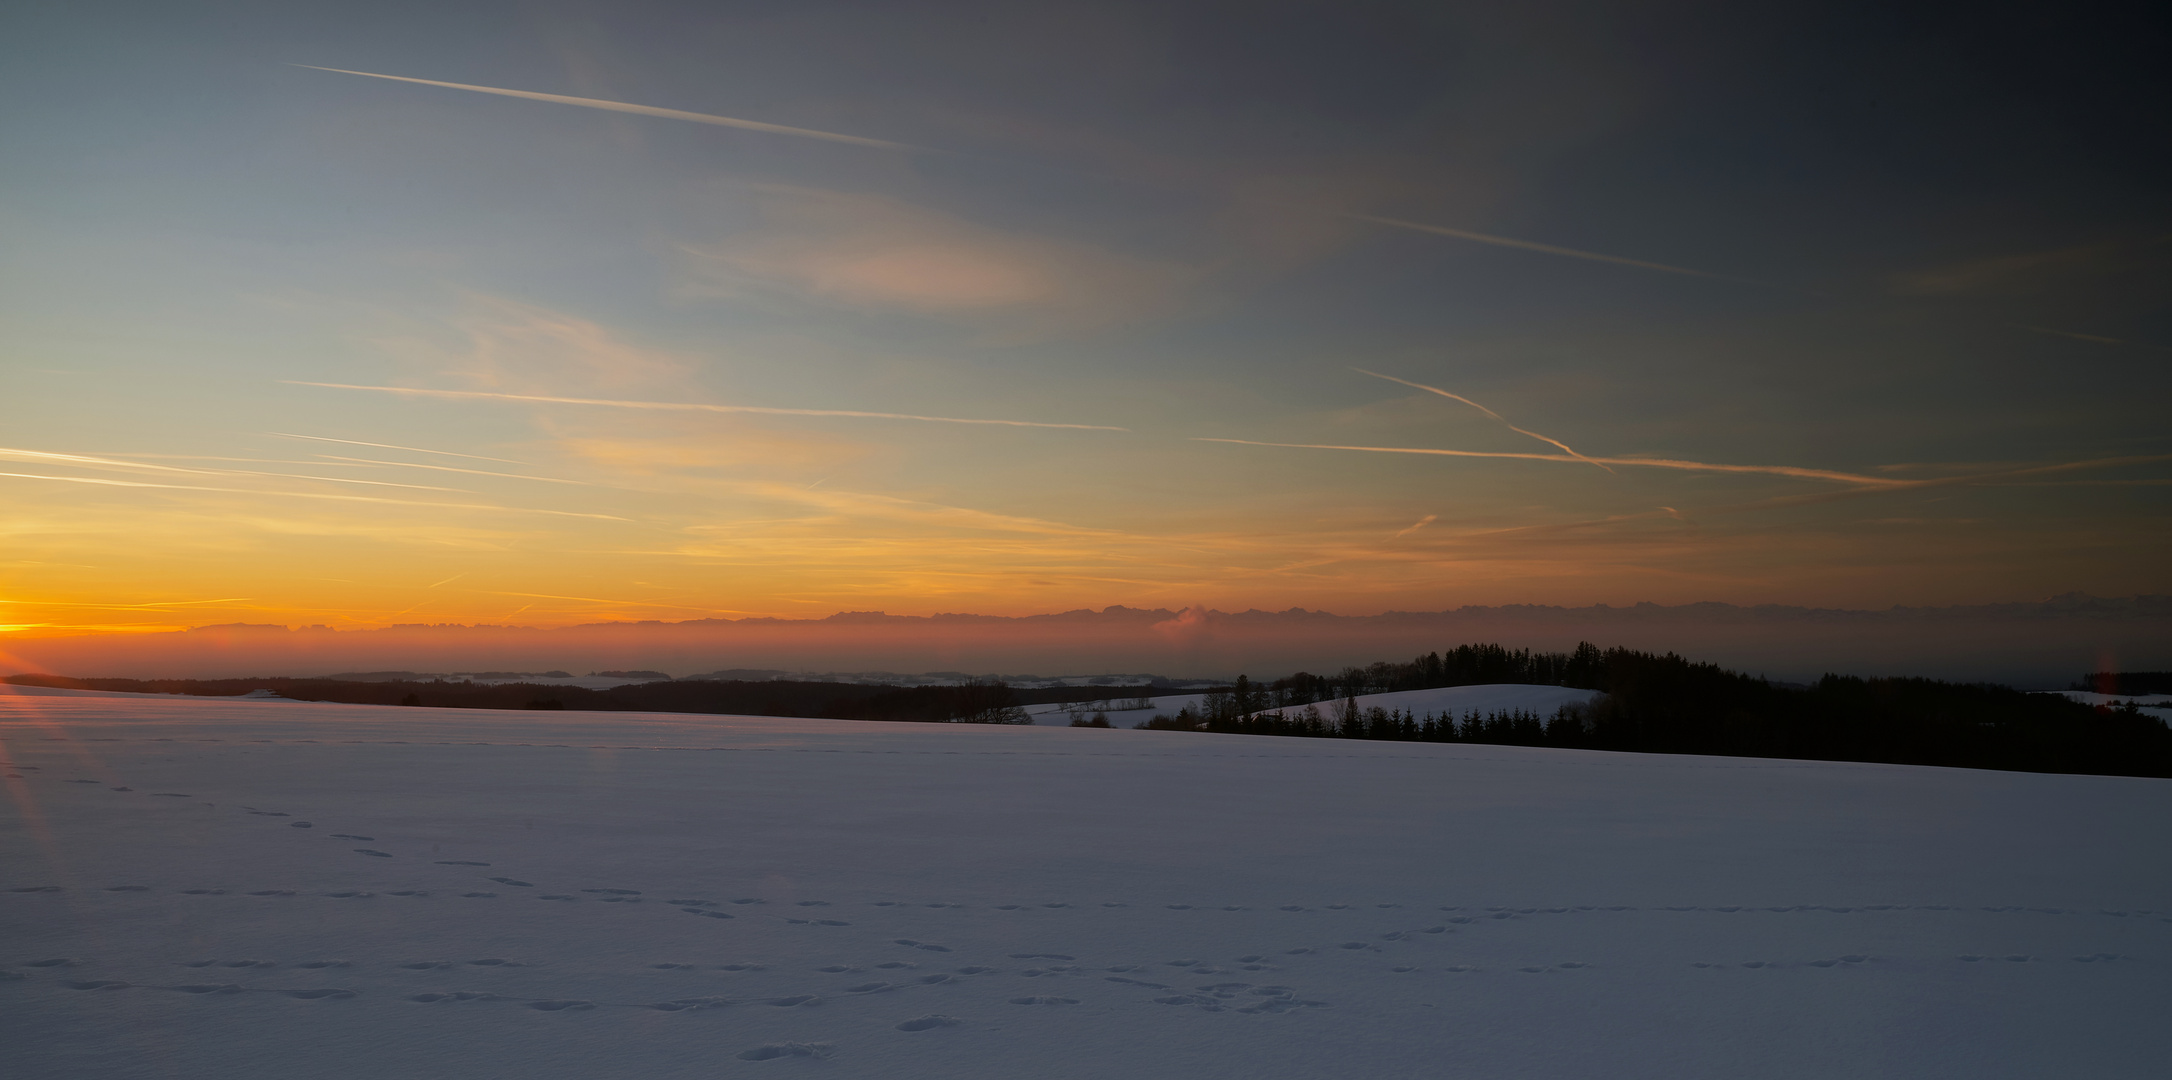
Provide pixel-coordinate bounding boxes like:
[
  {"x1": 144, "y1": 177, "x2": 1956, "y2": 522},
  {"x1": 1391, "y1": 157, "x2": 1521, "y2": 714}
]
[{"x1": 4, "y1": 0, "x2": 2168, "y2": 638}]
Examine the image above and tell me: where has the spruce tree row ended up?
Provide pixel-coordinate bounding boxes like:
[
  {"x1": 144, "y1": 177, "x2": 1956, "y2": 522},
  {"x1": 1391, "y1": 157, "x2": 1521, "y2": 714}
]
[{"x1": 1136, "y1": 643, "x2": 2172, "y2": 778}]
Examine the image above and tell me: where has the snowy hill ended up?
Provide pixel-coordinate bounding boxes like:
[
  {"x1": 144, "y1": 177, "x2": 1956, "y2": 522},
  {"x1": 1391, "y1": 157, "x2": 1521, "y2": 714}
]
[{"x1": 2, "y1": 691, "x2": 2165, "y2": 1079}]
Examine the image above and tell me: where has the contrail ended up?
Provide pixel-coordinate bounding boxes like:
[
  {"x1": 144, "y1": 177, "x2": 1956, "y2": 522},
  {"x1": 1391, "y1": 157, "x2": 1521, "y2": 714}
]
[
  {"x1": 0, "y1": 471, "x2": 630, "y2": 520},
  {"x1": 289, "y1": 65, "x2": 926, "y2": 152},
  {"x1": 0, "y1": 597, "x2": 254, "y2": 610},
  {"x1": 1342, "y1": 212, "x2": 1728, "y2": 280},
  {"x1": 1702, "y1": 453, "x2": 2172, "y2": 513},
  {"x1": 0, "y1": 446, "x2": 466, "y2": 490},
  {"x1": 268, "y1": 432, "x2": 531, "y2": 464},
  {"x1": 312, "y1": 455, "x2": 586, "y2": 485},
  {"x1": 284, "y1": 382, "x2": 1132, "y2": 432},
  {"x1": 1355, "y1": 368, "x2": 1612, "y2": 472},
  {"x1": 1392, "y1": 514, "x2": 1438, "y2": 538},
  {"x1": 1191, "y1": 437, "x2": 1909, "y2": 486}
]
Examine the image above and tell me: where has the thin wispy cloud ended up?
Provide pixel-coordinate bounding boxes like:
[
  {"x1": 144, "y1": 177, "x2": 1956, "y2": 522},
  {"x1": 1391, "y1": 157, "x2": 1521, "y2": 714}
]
[
  {"x1": 290, "y1": 66, "x2": 925, "y2": 152},
  {"x1": 730, "y1": 480, "x2": 1132, "y2": 539},
  {"x1": 1355, "y1": 368, "x2": 1611, "y2": 472},
  {"x1": 1192, "y1": 438, "x2": 1909, "y2": 486},
  {"x1": 678, "y1": 186, "x2": 1198, "y2": 330},
  {"x1": 1392, "y1": 514, "x2": 1438, "y2": 538},
  {"x1": 285, "y1": 382, "x2": 1131, "y2": 432},
  {"x1": 269, "y1": 433, "x2": 531, "y2": 465}
]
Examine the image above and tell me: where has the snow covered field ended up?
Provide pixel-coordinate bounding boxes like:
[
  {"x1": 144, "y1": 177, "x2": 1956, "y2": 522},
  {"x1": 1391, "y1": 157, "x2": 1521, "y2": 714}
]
[
  {"x1": 2052, "y1": 691, "x2": 2172, "y2": 725},
  {"x1": 4, "y1": 689, "x2": 2167, "y2": 1079}
]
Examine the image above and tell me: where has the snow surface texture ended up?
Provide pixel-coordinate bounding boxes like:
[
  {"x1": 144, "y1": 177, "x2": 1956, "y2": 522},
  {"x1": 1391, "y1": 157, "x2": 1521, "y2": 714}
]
[{"x1": 2, "y1": 692, "x2": 2167, "y2": 1080}]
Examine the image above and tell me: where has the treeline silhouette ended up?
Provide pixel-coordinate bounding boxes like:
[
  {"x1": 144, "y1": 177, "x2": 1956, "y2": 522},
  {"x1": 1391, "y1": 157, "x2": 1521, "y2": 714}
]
[
  {"x1": 0, "y1": 674, "x2": 1130, "y2": 724},
  {"x1": 1141, "y1": 645, "x2": 2172, "y2": 778},
  {"x1": 11, "y1": 647, "x2": 2167, "y2": 776},
  {"x1": 2072, "y1": 671, "x2": 2172, "y2": 696}
]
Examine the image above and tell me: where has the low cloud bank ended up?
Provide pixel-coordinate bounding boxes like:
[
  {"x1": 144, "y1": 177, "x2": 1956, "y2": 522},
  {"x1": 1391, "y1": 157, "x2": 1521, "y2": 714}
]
[{"x1": 6, "y1": 595, "x2": 2166, "y2": 688}]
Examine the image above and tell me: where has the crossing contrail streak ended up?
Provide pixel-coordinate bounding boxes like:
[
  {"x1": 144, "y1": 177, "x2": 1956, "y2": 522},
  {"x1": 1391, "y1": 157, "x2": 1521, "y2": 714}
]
[
  {"x1": 0, "y1": 472, "x2": 629, "y2": 519},
  {"x1": 289, "y1": 65, "x2": 926, "y2": 152},
  {"x1": 268, "y1": 432, "x2": 531, "y2": 464},
  {"x1": 1355, "y1": 368, "x2": 1612, "y2": 472},
  {"x1": 1342, "y1": 212, "x2": 1729, "y2": 280},
  {"x1": 1192, "y1": 437, "x2": 1909, "y2": 486},
  {"x1": 285, "y1": 382, "x2": 1131, "y2": 432}
]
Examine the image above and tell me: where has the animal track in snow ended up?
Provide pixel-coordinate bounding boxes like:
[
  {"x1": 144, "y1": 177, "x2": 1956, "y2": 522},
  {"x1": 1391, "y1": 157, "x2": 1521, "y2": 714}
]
[
  {"x1": 739, "y1": 1043, "x2": 831, "y2": 1060},
  {"x1": 895, "y1": 1014, "x2": 961, "y2": 1031}
]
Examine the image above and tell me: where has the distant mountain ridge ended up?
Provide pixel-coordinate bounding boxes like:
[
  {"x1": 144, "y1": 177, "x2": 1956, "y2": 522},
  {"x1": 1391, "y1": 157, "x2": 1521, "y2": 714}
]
[{"x1": 11, "y1": 594, "x2": 2168, "y2": 685}]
